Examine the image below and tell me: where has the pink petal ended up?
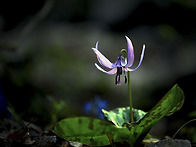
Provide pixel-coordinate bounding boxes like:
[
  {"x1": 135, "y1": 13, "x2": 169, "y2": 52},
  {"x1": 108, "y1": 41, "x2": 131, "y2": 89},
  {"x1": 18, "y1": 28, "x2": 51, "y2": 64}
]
[
  {"x1": 126, "y1": 44, "x2": 145, "y2": 71},
  {"x1": 92, "y1": 42, "x2": 114, "y2": 69},
  {"x1": 95, "y1": 63, "x2": 117, "y2": 75},
  {"x1": 125, "y1": 36, "x2": 134, "y2": 67}
]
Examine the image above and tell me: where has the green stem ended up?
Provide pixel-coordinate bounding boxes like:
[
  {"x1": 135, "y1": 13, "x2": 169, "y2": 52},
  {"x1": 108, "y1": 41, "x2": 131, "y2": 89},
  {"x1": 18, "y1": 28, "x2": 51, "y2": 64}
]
[
  {"x1": 120, "y1": 49, "x2": 134, "y2": 123},
  {"x1": 128, "y1": 71, "x2": 134, "y2": 123},
  {"x1": 172, "y1": 118, "x2": 196, "y2": 139}
]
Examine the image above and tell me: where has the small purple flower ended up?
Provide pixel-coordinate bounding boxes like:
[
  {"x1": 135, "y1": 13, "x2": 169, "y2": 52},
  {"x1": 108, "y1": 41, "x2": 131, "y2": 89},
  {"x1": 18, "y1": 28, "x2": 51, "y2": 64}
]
[
  {"x1": 83, "y1": 95, "x2": 108, "y2": 119},
  {"x1": 92, "y1": 36, "x2": 145, "y2": 85}
]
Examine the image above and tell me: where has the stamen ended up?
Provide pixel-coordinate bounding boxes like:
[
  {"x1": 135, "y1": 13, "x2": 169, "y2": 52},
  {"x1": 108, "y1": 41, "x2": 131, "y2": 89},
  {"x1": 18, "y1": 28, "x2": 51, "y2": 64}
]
[
  {"x1": 124, "y1": 70, "x2": 127, "y2": 84},
  {"x1": 117, "y1": 67, "x2": 122, "y2": 75},
  {"x1": 115, "y1": 75, "x2": 118, "y2": 85},
  {"x1": 115, "y1": 67, "x2": 123, "y2": 85},
  {"x1": 115, "y1": 75, "x2": 121, "y2": 85},
  {"x1": 117, "y1": 75, "x2": 121, "y2": 85},
  {"x1": 119, "y1": 67, "x2": 122, "y2": 75},
  {"x1": 125, "y1": 75, "x2": 127, "y2": 83}
]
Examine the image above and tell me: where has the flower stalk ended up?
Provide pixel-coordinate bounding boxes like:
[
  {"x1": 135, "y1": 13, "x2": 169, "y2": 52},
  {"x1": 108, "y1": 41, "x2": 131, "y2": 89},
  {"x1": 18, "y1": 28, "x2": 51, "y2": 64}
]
[
  {"x1": 127, "y1": 71, "x2": 134, "y2": 123},
  {"x1": 121, "y1": 49, "x2": 134, "y2": 122}
]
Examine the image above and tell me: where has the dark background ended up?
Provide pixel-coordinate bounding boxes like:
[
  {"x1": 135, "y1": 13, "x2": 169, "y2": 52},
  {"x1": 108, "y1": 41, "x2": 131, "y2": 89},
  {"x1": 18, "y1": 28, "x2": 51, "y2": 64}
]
[{"x1": 0, "y1": 0, "x2": 196, "y2": 141}]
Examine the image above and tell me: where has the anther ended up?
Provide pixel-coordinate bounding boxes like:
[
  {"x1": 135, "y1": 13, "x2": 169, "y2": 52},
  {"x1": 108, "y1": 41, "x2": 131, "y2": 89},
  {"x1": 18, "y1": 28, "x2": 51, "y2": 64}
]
[
  {"x1": 115, "y1": 75, "x2": 118, "y2": 85},
  {"x1": 125, "y1": 75, "x2": 127, "y2": 84}
]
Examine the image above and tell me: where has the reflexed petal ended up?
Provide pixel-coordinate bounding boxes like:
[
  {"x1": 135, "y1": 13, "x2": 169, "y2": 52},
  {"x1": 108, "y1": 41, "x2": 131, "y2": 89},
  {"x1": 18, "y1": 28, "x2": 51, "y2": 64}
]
[
  {"x1": 95, "y1": 63, "x2": 117, "y2": 75},
  {"x1": 92, "y1": 42, "x2": 114, "y2": 69},
  {"x1": 95, "y1": 41, "x2": 99, "y2": 49},
  {"x1": 126, "y1": 44, "x2": 145, "y2": 71},
  {"x1": 125, "y1": 36, "x2": 134, "y2": 67}
]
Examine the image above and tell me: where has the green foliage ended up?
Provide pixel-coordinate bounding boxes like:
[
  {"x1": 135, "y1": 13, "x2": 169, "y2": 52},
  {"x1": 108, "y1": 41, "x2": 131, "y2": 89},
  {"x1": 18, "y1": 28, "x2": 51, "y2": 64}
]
[
  {"x1": 172, "y1": 118, "x2": 196, "y2": 141},
  {"x1": 127, "y1": 84, "x2": 184, "y2": 145},
  {"x1": 54, "y1": 84, "x2": 184, "y2": 146},
  {"x1": 48, "y1": 96, "x2": 68, "y2": 125},
  {"x1": 189, "y1": 110, "x2": 196, "y2": 117},
  {"x1": 54, "y1": 117, "x2": 130, "y2": 146},
  {"x1": 102, "y1": 107, "x2": 146, "y2": 127}
]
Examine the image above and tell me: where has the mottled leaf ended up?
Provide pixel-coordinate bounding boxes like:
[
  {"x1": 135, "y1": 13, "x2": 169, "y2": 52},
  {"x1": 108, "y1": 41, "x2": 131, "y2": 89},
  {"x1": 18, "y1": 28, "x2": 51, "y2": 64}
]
[
  {"x1": 102, "y1": 107, "x2": 146, "y2": 127},
  {"x1": 54, "y1": 116, "x2": 129, "y2": 146},
  {"x1": 128, "y1": 84, "x2": 184, "y2": 145}
]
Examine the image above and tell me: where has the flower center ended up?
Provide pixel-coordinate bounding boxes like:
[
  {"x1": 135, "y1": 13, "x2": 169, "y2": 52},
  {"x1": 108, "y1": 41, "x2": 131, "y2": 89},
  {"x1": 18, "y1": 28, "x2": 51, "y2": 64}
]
[
  {"x1": 115, "y1": 67, "x2": 127, "y2": 85},
  {"x1": 115, "y1": 56, "x2": 127, "y2": 68}
]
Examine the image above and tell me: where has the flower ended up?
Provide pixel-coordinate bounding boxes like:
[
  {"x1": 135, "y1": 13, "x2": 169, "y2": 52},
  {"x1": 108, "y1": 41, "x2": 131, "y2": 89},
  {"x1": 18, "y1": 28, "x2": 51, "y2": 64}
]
[
  {"x1": 83, "y1": 95, "x2": 108, "y2": 119},
  {"x1": 92, "y1": 36, "x2": 145, "y2": 85}
]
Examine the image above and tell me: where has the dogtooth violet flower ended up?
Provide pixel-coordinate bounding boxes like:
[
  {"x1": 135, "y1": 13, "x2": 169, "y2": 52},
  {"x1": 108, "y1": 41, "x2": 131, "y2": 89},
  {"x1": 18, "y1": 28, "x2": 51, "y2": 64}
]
[{"x1": 92, "y1": 36, "x2": 145, "y2": 85}]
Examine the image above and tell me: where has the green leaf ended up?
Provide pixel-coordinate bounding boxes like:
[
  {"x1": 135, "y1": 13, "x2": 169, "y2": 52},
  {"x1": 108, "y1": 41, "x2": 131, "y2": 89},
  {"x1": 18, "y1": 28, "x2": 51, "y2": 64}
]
[
  {"x1": 128, "y1": 84, "x2": 184, "y2": 145},
  {"x1": 102, "y1": 107, "x2": 146, "y2": 127},
  {"x1": 54, "y1": 84, "x2": 184, "y2": 147},
  {"x1": 54, "y1": 116, "x2": 130, "y2": 146}
]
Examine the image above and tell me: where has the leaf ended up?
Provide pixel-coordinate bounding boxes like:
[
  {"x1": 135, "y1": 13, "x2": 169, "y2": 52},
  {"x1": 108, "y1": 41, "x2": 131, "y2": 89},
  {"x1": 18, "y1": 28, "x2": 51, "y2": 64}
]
[
  {"x1": 128, "y1": 84, "x2": 184, "y2": 145},
  {"x1": 54, "y1": 116, "x2": 130, "y2": 146},
  {"x1": 102, "y1": 107, "x2": 146, "y2": 127},
  {"x1": 54, "y1": 84, "x2": 184, "y2": 147}
]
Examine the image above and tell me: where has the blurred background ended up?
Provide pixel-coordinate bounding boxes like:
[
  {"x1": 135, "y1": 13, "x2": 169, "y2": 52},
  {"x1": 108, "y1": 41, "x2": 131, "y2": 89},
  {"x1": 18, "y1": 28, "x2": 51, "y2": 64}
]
[{"x1": 0, "y1": 0, "x2": 196, "y2": 142}]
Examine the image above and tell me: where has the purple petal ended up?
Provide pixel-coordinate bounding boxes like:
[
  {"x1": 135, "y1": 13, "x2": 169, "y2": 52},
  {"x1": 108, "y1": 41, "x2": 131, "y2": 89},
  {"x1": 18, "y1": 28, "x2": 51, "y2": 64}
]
[
  {"x1": 95, "y1": 63, "x2": 117, "y2": 75},
  {"x1": 126, "y1": 44, "x2": 145, "y2": 71},
  {"x1": 95, "y1": 41, "x2": 99, "y2": 49},
  {"x1": 125, "y1": 36, "x2": 134, "y2": 67},
  {"x1": 92, "y1": 42, "x2": 114, "y2": 69}
]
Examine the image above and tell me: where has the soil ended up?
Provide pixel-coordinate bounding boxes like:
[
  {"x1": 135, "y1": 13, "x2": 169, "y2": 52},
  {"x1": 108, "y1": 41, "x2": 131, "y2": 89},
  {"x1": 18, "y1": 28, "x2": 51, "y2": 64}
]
[{"x1": 0, "y1": 119, "x2": 68, "y2": 147}]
